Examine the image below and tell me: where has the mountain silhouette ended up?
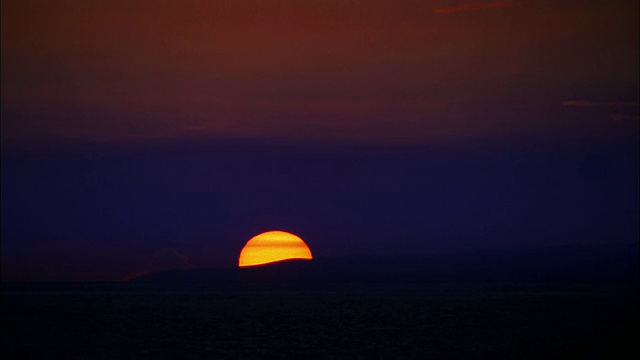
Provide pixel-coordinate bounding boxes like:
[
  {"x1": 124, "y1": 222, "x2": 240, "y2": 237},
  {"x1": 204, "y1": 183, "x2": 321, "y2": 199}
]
[{"x1": 130, "y1": 242, "x2": 639, "y2": 288}]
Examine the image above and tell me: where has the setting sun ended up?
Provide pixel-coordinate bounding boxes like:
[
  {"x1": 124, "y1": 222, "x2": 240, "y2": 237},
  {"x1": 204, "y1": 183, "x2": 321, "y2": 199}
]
[{"x1": 238, "y1": 231, "x2": 313, "y2": 267}]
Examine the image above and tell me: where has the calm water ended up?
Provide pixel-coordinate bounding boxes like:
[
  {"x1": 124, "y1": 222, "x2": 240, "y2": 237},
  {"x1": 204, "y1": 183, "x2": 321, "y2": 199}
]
[{"x1": 2, "y1": 283, "x2": 637, "y2": 359}]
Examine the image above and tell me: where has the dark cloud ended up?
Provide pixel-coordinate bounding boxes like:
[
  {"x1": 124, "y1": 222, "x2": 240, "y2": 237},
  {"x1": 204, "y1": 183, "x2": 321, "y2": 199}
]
[
  {"x1": 609, "y1": 113, "x2": 640, "y2": 122},
  {"x1": 561, "y1": 100, "x2": 639, "y2": 107}
]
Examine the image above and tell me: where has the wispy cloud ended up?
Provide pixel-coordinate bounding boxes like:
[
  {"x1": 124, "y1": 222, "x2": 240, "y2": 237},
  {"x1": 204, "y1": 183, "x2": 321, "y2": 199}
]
[
  {"x1": 434, "y1": 1, "x2": 514, "y2": 14},
  {"x1": 561, "y1": 99, "x2": 639, "y2": 122},
  {"x1": 609, "y1": 113, "x2": 640, "y2": 122},
  {"x1": 561, "y1": 100, "x2": 639, "y2": 107}
]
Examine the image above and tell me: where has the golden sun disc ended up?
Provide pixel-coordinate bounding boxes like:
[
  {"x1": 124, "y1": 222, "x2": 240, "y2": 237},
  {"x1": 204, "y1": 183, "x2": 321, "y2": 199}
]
[{"x1": 238, "y1": 230, "x2": 313, "y2": 267}]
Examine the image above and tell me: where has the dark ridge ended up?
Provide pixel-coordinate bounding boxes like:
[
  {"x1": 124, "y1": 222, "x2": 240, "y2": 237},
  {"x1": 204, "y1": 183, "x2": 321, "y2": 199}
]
[{"x1": 131, "y1": 242, "x2": 639, "y2": 289}]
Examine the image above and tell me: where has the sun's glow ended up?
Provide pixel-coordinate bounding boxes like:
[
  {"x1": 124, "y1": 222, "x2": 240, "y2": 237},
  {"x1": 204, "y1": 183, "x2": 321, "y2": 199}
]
[{"x1": 238, "y1": 230, "x2": 313, "y2": 267}]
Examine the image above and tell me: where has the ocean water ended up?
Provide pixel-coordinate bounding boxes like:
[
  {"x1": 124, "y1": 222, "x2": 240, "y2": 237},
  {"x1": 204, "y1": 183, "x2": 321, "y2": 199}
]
[{"x1": 1, "y1": 283, "x2": 637, "y2": 359}]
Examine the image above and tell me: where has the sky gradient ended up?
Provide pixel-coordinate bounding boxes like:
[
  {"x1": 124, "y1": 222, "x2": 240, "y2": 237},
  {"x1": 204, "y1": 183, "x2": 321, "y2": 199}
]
[
  {"x1": 1, "y1": 0, "x2": 638, "y2": 281},
  {"x1": 3, "y1": 0, "x2": 638, "y2": 145}
]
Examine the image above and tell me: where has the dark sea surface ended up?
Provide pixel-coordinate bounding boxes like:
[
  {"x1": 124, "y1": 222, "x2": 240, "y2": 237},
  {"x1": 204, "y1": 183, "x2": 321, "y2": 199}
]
[{"x1": 2, "y1": 282, "x2": 637, "y2": 359}]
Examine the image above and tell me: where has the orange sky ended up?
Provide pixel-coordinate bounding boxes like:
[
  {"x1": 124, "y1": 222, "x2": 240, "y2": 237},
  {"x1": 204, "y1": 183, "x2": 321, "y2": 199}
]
[{"x1": 2, "y1": 0, "x2": 638, "y2": 145}]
